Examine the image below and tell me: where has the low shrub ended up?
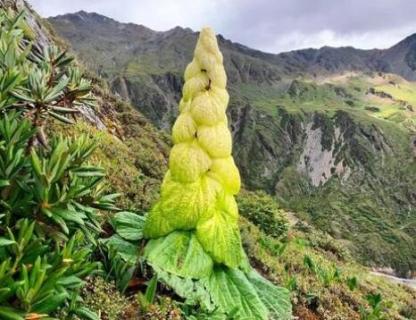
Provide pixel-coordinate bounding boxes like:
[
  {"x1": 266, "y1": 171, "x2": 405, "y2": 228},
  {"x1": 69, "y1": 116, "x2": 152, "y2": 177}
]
[{"x1": 238, "y1": 190, "x2": 289, "y2": 239}]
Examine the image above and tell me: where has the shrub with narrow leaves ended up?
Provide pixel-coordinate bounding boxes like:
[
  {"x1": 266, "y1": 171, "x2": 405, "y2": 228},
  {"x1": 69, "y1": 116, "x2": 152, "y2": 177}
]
[
  {"x1": 0, "y1": 9, "x2": 117, "y2": 319},
  {"x1": 143, "y1": 28, "x2": 292, "y2": 320}
]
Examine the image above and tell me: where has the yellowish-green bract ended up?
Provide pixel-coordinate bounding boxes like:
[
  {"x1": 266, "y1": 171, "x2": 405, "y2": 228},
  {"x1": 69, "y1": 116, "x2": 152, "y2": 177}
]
[{"x1": 143, "y1": 27, "x2": 243, "y2": 268}]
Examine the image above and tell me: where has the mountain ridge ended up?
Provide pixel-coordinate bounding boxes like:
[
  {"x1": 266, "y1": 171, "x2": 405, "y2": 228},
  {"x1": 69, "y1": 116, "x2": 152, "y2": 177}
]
[{"x1": 48, "y1": 10, "x2": 416, "y2": 80}]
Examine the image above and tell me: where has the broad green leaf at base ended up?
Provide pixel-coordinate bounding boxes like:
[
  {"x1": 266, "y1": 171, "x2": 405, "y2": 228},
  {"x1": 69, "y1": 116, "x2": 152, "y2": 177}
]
[
  {"x1": 111, "y1": 211, "x2": 145, "y2": 241},
  {"x1": 202, "y1": 267, "x2": 268, "y2": 320},
  {"x1": 145, "y1": 231, "x2": 213, "y2": 279},
  {"x1": 247, "y1": 270, "x2": 292, "y2": 320},
  {"x1": 153, "y1": 263, "x2": 293, "y2": 320},
  {"x1": 153, "y1": 266, "x2": 215, "y2": 311}
]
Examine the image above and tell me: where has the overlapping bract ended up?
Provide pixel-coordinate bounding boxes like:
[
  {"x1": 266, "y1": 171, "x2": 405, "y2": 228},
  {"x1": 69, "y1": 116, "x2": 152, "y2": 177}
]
[{"x1": 143, "y1": 28, "x2": 242, "y2": 268}]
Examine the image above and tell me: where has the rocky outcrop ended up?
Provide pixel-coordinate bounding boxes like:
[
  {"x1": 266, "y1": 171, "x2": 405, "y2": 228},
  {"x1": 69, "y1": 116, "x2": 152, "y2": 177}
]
[
  {"x1": 298, "y1": 123, "x2": 349, "y2": 186},
  {"x1": 229, "y1": 103, "x2": 303, "y2": 190},
  {"x1": 111, "y1": 73, "x2": 183, "y2": 129},
  {"x1": 230, "y1": 106, "x2": 394, "y2": 191}
]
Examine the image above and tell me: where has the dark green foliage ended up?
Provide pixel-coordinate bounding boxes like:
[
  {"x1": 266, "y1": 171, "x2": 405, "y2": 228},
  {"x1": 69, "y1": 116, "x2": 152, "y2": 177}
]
[
  {"x1": 0, "y1": 9, "x2": 117, "y2": 318},
  {"x1": 0, "y1": 227, "x2": 98, "y2": 318},
  {"x1": 99, "y1": 211, "x2": 145, "y2": 292},
  {"x1": 237, "y1": 190, "x2": 289, "y2": 239},
  {"x1": 360, "y1": 293, "x2": 390, "y2": 320},
  {"x1": 136, "y1": 275, "x2": 158, "y2": 313},
  {"x1": 0, "y1": 8, "x2": 94, "y2": 151},
  {"x1": 144, "y1": 275, "x2": 158, "y2": 305},
  {"x1": 303, "y1": 255, "x2": 341, "y2": 287},
  {"x1": 284, "y1": 276, "x2": 298, "y2": 292},
  {"x1": 259, "y1": 236, "x2": 287, "y2": 257},
  {"x1": 346, "y1": 276, "x2": 358, "y2": 291},
  {"x1": 303, "y1": 255, "x2": 316, "y2": 273}
]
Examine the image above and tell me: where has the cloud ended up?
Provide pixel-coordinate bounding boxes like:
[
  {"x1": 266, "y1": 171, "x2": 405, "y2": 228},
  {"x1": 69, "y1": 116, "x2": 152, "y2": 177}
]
[
  {"x1": 28, "y1": 0, "x2": 231, "y2": 30},
  {"x1": 262, "y1": 25, "x2": 416, "y2": 52},
  {"x1": 28, "y1": 0, "x2": 416, "y2": 53}
]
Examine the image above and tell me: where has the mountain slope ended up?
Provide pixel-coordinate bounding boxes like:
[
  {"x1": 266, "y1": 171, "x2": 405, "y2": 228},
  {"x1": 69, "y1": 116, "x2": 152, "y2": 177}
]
[{"x1": 48, "y1": 11, "x2": 416, "y2": 276}]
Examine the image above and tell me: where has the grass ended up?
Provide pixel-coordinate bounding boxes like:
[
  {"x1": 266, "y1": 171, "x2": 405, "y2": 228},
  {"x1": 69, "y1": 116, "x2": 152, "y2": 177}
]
[
  {"x1": 234, "y1": 74, "x2": 416, "y2": 133},
  {"x1": 240, "y1": 215, "x2": 416, "y2": 320},
  {"x1": 375, "y1": 80, "x2": 416, "y2": 106}
]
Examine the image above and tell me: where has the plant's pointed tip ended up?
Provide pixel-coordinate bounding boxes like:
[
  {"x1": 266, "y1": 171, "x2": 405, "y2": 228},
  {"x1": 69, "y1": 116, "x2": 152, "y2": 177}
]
[
  {"x1": 200, "y1": 26, "x2": 215, "y2": 36},
  {"x1": 195, "y1": 26, "x2": 222, "y2": 60},
  {"x1": 199, "y1": 27, "x2": 217, "y2": 42},
  {"x1": 199, "y1": 27, "x2": 217, "y2": 43}
]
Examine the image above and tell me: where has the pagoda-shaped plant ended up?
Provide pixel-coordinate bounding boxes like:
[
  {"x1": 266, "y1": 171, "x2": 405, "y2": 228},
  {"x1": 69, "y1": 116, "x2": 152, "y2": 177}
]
[{"x1": 143, "y1": 28, "x2": 291, "y2": 320}]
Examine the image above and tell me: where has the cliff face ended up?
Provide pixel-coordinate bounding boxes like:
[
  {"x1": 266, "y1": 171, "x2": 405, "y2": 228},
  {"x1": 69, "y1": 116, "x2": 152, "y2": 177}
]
[
  {"x1": 48, "y1": 12, "x2": 416, "y2": 275},
  {"x1": 230, "y1": 100, "x2": 416, "y2": 274}
]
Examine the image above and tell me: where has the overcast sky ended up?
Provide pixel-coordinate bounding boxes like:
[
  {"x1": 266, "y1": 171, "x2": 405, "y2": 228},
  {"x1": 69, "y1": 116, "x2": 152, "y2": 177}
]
[{"x1": 29, "y1": 0, "x2": 416, "y2": 53}]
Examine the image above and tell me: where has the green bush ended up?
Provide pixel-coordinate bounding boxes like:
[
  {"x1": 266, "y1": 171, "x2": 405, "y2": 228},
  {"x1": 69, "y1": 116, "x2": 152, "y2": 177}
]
[
  {"x1": 0, "y1": 9, "x2": 117, "y2": 319},
  {"x1": 238, "y1": 190, "x2": 289, "y2": 239}
]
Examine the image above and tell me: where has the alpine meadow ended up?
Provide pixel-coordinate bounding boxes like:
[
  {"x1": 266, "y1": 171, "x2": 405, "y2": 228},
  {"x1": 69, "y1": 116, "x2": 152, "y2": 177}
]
[{"x1": 0, "y1": 0, "x2": 415, "y2": 319}]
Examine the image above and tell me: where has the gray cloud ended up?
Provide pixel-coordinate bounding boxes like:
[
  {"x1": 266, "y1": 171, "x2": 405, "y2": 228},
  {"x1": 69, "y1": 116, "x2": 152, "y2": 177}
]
[{"x1": 28, "y1": 0, "x2": 416, "y2": 53}]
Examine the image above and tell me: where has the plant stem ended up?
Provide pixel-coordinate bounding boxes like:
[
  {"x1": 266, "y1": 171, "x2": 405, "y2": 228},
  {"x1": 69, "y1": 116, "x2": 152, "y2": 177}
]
[{"x1": 26, "y1": 102, "x2": 45, "y2": 153}]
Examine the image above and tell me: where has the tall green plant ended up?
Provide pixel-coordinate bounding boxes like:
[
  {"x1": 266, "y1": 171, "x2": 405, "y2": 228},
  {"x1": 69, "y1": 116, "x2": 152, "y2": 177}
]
[{"x1": 143, "y1": 28, "x2": 292, "y2": 319}]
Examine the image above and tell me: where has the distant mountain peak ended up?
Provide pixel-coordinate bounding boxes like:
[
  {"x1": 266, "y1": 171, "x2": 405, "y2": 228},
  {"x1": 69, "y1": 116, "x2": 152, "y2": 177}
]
[
  {"x1": 164, "y1": 25, "x2": 193, "y2": 36},
  {"x1": 49, "y1": 11, "x2": 416, "y2": 80},
  {"x1": 49, "y1": 11, "x2": 155, "y2": 37},
  {"x1": 398, "y1": 32, "x2": 416, "y2": 45},
  {"x1": 53, "y1": 10, "x2": 111, "y2": 21}
]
